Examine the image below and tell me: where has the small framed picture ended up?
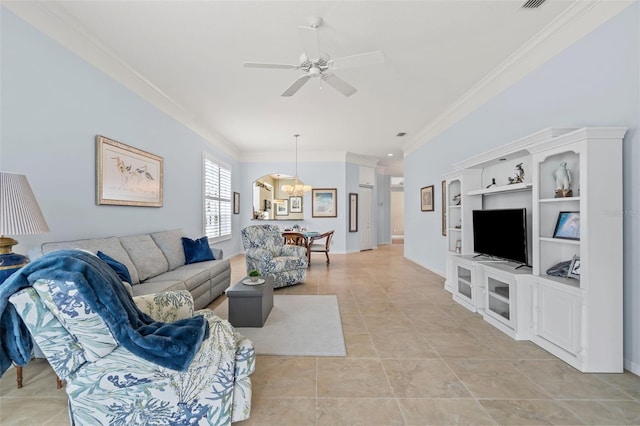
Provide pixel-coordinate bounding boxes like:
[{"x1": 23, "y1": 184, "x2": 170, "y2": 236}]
[
  {"x1": 233, "y1": 192, "x2": 240, "y2": 214},
  {"x1": 553, "y1": 211, "x2": 580, "y2": 240},
  {"x1": 275, "y1": 200, "x2": 288, "y2": 216},
  {"x1": 289, "y1": 196, "x2": 302, "y2": 213},
  {"x1": 568, "y1": 255, "x2": 581, "y2": 279},
  {"x1": 349, "y1": 193, "x2": 358, "y2": 232},
  {"x1": 421, "y1": 185, "x2": 434, "y2": 212},
  {"x1": 441, "y1": 180, "x2": 447, "y2": 236}
]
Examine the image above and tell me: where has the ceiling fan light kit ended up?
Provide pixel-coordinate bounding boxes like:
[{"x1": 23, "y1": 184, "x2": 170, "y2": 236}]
[{"x1": 243, "y1": 16, "x2": 385, "y2": 97}]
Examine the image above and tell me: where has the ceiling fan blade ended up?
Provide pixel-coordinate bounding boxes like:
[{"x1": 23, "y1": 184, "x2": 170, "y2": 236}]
[
  {"x1": 282, "y1": 74, "x2": 311, "y2": 97},
  {"x1": 243, "y1": 62, "x2": 298, "y2": 69},
  {"x1": 297, "y1": 26, "x2": 320, "y2": 60},
  {"x1": 322, "y1": 73, "x2": 357, "y2": 97},
  {"x1": 329, "y1": 50, "x2": 386, "y2": 70}
]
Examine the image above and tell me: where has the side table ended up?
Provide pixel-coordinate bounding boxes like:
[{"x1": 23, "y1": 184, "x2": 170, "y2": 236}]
[{"x1": 226, "y1": 276, "x2": 274, "y2": 327}]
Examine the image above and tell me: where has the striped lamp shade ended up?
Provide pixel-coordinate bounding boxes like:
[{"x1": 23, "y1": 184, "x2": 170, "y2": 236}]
[{"x1": 0, "y1": 172, "x2": 49, "y2": 236}]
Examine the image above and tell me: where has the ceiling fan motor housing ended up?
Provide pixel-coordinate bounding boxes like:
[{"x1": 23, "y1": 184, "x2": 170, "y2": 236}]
[{"x1": 299, "y1": 53, "x2": 329, "y2": 73}]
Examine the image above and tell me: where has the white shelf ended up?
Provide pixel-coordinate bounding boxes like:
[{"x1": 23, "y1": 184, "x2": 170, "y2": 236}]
[
  {"x1": 467, "y1": 182, "x2": 532, "y2": 196},
  {"x1": 449, "y1": 228, "x2": 462, "y2": 232},
  {"x1": 539, "y1": 237, "x2": 580, "y2": 245},
  {"x1": 539, "y1": 196, "x2": 580, "y2": 203},
  {"x1": 489, "y1": 291, "x2": 509, "y2": 304},
  {"x1": 448, "y1": 205, "x2": 462, "y2": 209}
]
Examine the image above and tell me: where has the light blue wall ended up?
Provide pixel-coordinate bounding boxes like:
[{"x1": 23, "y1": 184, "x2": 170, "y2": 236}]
[
  {"x1": 377, "y1": 174, "x2": 391, "y2": 245},
  {"x1": 345, "y1": 162, "x2": 360, "y2": 252},
  {"x1": 404, "y1": 4, "x2": 639, "y2": 371},
  {"x1": 239, "y1": 160, "x2": 348, "y2": 253},
  {"x1": 0, "y1": 9, "x2": 242, "y2": 257}
]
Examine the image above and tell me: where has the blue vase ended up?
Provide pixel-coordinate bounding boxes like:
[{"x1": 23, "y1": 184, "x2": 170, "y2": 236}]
[{"x1": 0, "y1": 252, "x2": 29, "y2": 284}]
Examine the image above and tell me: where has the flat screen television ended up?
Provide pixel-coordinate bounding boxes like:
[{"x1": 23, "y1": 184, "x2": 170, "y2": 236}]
[{"x1": 472, "y1": 208, "x2": 529, "y2": 266}]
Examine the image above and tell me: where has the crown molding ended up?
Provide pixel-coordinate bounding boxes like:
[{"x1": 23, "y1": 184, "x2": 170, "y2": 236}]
[
  {"x1": 240, "y1": 150, "x2": 347, "y2": 163},
  {"x1": 2, "y1": 2, "x2": 240, "y2": 158},
  {"x1": 403, "y1": 0, "x2": 635, "y2": 155}
]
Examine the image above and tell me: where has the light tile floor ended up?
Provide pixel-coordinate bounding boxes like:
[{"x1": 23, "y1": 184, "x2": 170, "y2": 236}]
[{"x1": 1, "y1": 245, "x2": 639, "y2": 425}]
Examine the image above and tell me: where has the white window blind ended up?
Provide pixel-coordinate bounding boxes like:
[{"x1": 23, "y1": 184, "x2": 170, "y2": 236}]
[{"x1": 204, "y1": 155, "x2": 231, "y2": 241}]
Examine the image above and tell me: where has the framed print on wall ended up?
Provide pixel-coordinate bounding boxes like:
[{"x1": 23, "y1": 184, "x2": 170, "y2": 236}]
[
  {"x1": 312, "y1": 188, "x2": 337, "y2": 218},
  {"x1": 96, "y1": 135, "x2": 163, "y2": 207},
  {"x1": 233, "y1": 192, "x2": 240, "y2": 214},
  {"x1": 275, "y1": 200, "x2": 289, "y2": 216},
  {"x1": 289, "y1": 196, "x2": 302, "y2": 213},
  {"x1": 441, "y1": 180, "x2": 447, "y2": 236},
  {"x1": 349, "y1": 193, "x2": 358, "y2": 232},
  {"x1": 421, "y1": 185, "x2": 434, "y2": 212}
]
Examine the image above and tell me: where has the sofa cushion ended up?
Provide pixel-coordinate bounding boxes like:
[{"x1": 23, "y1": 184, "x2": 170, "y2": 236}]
[
  {"x1": 151, "y1": 229, "x2": 186, "y2": 270},
  {"x1": 119, "y1": 234, "x2": 169, "y2": 281},
  {"x1": 131, "y1": 280, "x2": 187, "y2": 296},
  {"x1": 145, "y1": 267, "x2": 210, "y2": 291},
  {"x1": 178, "y1": 258, "x2": 230, "y2": 279},
  {"x1": 41, "y1": 237, "x2": 139, "y2": 284},
  {"x1": 182, "y1": 236, "x2": 215, "y2": 264},
  {"x1": 97, "y1": 251, "x2": 132, "y2": 284}
]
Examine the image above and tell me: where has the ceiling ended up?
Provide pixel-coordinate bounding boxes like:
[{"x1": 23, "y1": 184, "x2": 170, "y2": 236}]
[{"x1": 3, "y1": 1, "x2": 632, "y2": 171}]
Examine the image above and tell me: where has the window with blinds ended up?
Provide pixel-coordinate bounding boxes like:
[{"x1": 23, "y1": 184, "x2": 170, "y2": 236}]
[{"x1": 204, "y1": 154, "x2": 231, "y2": 241}]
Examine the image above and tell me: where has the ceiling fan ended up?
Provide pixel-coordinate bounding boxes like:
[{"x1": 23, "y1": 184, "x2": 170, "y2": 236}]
[{"x1": 243, "y1": 16, "x2": 385, "y2": 97}]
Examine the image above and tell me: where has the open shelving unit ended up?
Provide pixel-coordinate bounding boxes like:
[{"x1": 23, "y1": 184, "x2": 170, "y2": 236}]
[{"x1": 442, "y1": 127, "x2": 626, "y2": 372}]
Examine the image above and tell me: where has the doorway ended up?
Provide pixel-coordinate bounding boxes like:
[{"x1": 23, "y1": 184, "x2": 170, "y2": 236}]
[{"x1": 391, "y1": 177, "x2": 404, "y2": 244}]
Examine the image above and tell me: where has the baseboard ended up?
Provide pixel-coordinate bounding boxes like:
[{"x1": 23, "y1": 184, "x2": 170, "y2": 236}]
[{"x1": 624, "y1": 358, "x2": 640, "y2": 376}]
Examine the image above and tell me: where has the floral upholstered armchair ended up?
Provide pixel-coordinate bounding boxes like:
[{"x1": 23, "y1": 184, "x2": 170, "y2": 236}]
[
  {"x1": 241, "y1": 225, "x2": 308, "y2": 288},
  {"x1": 2, "y1": 251, "x2": 254, "y2": 425}
]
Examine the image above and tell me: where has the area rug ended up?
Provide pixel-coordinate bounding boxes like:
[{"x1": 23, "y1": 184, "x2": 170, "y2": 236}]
[{"x1": 214, "y1": 295, "x2": 346, "y2": 356}]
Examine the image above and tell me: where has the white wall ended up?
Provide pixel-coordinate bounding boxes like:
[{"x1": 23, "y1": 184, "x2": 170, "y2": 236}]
[
  {"x1": 404, "y1": 4, "x2": 639, "y2": 372},
  {"x1": 0, "y1": 9, "x2": 242, "y2": 257},
  {"x1": 390, "y1": 191, "x2": 404, "y2": 236}
]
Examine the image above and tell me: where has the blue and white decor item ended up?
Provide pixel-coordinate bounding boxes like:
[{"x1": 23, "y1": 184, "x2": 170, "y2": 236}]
[
  {"x1": 0, "y1": 172, "x2": 49, "y2": 284},
  {"x1": 1, "y1": 250, "x2": 254, "y2": 425},
  {"x1": 241, "y1": 225, "x2": 308, "y2": 288}
]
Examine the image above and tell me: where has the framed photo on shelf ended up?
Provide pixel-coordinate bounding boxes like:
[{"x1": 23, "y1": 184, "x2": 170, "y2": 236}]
[
  {"x1": 289, "y1": 196, "x2": 302, "y2": 213},
  {"x1": 349, "y1": 193, "x2": 358, "y2": 232},
  {"x1": 553, "y1": 211, "x2": 580, "y2": 240},
  {"x1": 421, "y1": 185, "x2": 434, "y2": 212},
  {"x1": 312, "y1": 188, "x2": 337, "y2": 218},
  {"x1": 275, "y1": 200, "x2": 288, "y2": 216},
  {"x1": 568, "y1": 255, "x2": 581, "y2": 279},
  {"x1": 96, "y1": 135, "x2": 163, "y2": 207},
  {"x1": 233, "y1": 192, "x2": 240, "y2": 214}
]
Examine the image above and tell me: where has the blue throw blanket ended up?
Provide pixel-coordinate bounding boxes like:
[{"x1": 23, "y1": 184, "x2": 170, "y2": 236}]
[{"x1": 0, "y1": 250, "x2": 209, "y2": 376}]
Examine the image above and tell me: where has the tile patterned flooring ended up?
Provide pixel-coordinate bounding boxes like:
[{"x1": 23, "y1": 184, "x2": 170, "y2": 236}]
[{"x1": 1, "y1": 244, "x2": 639, "y2": 425}]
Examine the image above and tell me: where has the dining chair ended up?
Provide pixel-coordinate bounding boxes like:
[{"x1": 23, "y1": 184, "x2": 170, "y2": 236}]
[
  {"x1": 282, "y1": 232, "x2": 306, "y2": 247},
  {"x1": 308, "y1": 230, "x2": 334, "y2": 266}
]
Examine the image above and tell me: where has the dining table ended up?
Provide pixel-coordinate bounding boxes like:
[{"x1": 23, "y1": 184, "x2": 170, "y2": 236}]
[{"x1": 282, "y1": 230, "x2": 320, "y2": 264}]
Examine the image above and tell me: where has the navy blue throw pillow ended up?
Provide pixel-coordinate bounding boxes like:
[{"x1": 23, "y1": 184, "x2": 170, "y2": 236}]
[
  {"x1": 97, "y1": 251, "x2": 132, "y2": 284},
  {"x1": 181, "y1": 236, "x2": 215, "y2": 264}
]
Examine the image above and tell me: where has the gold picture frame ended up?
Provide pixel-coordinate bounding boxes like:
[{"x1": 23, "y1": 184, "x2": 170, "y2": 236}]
[{"x1": 96, "y1": 135, "x2": 163, "y2": 207}]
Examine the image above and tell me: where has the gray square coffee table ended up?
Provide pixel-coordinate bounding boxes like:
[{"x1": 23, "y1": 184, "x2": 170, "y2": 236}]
[{"x1": 226, "y1": 276, "x2": 274, "y2": 327}]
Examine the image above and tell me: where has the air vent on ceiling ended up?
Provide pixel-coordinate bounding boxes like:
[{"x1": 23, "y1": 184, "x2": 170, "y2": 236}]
[
  {"x1": 522, "y1": 0, "x2": 546, "y2": 8},
  {"x1": 396, "y1": 132, "x2": 407, "y2": 137}
]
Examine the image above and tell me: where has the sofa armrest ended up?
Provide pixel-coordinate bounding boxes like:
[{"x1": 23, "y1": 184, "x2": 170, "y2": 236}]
[
  {"x1": 133, "y1": 290, "x2": 194, "y2": 322},
  {"x1": 212, "y1": 247, "x2": 223, "y2": 259},
  {"x1": 280, "y1": 245, "x2": 307, "y2": 258}
]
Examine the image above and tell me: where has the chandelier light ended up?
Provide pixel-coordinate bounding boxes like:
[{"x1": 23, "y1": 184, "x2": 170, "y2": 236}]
[{"x1": 281, "y1": 134, "x2": 312, "y2": 196}]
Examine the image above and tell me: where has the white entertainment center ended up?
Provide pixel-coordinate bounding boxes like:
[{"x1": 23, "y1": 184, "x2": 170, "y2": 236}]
[{"x1": 444, "y1": 127, "x2": 626, "y2": 373}]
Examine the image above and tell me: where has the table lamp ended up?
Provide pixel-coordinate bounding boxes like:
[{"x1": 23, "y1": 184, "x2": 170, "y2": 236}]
[{"x1": 0, "y1": 172, "x2": 49, "y2": 283}]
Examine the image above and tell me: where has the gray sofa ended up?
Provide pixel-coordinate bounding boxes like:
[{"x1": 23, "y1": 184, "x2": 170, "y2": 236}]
[{"x1": 28, "y1": 229, "x2": 230, "y2": 310}]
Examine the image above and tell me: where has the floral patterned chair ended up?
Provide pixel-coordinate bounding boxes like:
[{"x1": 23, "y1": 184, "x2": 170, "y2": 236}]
[
  {"x1": 7, "y1": 286, "x2": 255, "y2": 425},
  {"x1": 241, "y1": 225, "x2": 308, "y2": 288}
]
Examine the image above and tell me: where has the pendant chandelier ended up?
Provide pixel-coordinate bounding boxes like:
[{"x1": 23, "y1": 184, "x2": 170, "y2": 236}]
[{"x1": 281, "y1": 134, "x2": 312, "y2": 196}]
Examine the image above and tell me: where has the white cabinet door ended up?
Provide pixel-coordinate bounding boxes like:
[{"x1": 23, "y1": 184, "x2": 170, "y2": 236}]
[
  {"x1": 359, "y1": 186, "x2": 373, "y2": 251},
  {"x1": 535, "y1": 281, "x2": 582, "y2": 355}
]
